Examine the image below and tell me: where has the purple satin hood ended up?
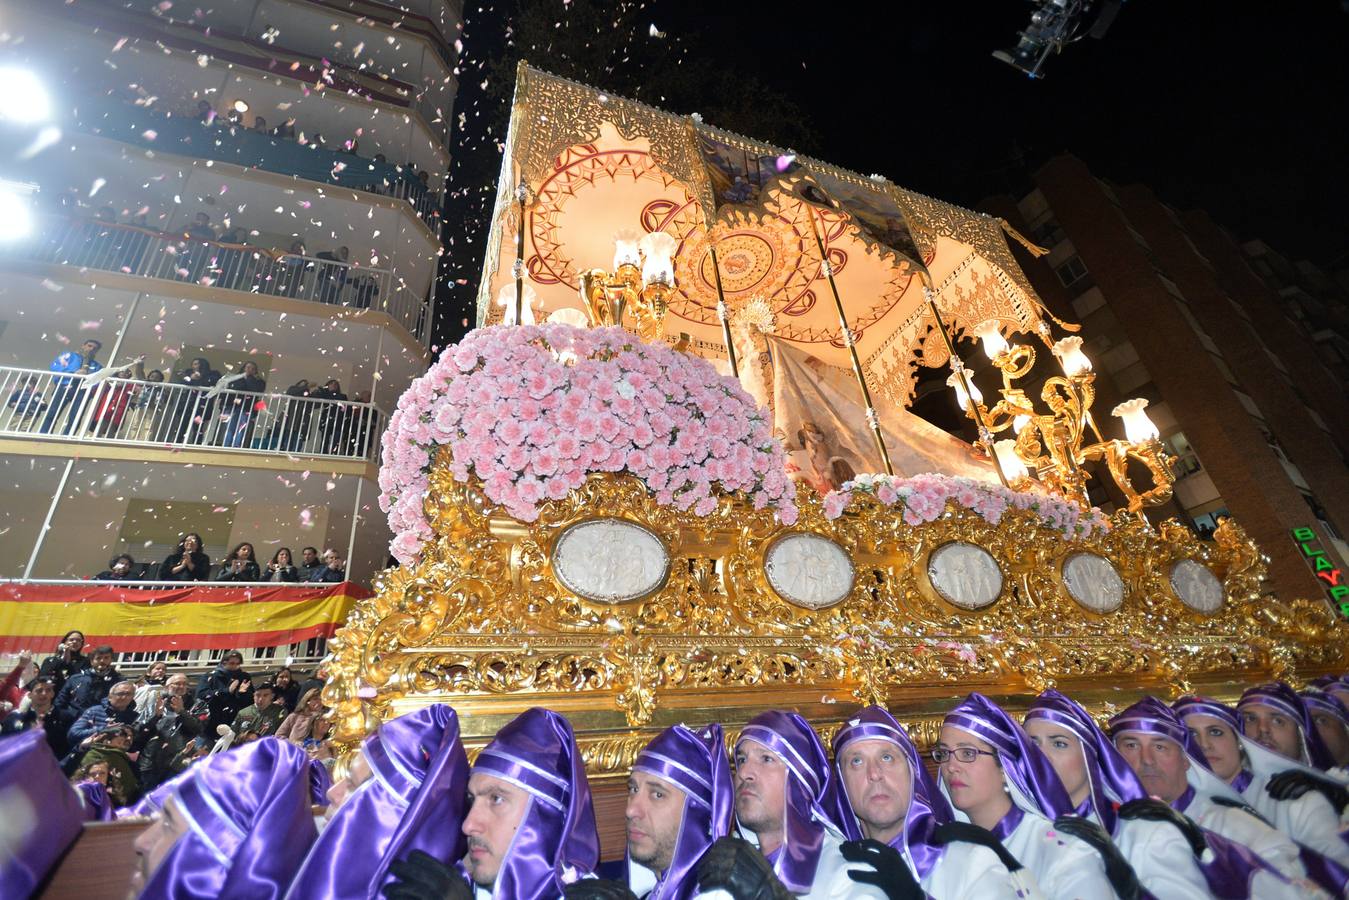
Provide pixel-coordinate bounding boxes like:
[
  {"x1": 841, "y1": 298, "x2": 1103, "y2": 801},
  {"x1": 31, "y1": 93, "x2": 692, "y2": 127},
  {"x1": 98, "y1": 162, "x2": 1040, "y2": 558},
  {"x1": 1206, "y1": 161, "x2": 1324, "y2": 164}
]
[
  {"x1": 736, "y1": 710, "x2": 843, "y2": 894},
  {"x1": 1025, "y1": 689, "x2": 1147, "y2": 836},
  {"x1": 1300, "y1": 688, "x2": 1349, "y2": 729},
  {"x1": 0, "y1": 729, "x2": 88, "y2": 897},
  {"x1": 627, "y1": 723, "x2": 733, "y2": 900},
  {"x1": 1237, "y1": 682, "x2": 1335, "y2": 770},
  {"x1": 139, "y1": 737, "x2": 318, "y2": 900},
  {"x1": 287, "y1": 704, "x2": 470, "y2": 900},
  {"x1": 943, "y1": 692, "x2": 1074, "y2": 821},
  {"x1": 75, "y1": 778, "x2": 114, "y2": 821},
  {"x1": 833, "y1": 705, "x2": 950, "y2": 880},
  {"x1": 471, "y1": 707, "x2": 599, "y2": 900}
]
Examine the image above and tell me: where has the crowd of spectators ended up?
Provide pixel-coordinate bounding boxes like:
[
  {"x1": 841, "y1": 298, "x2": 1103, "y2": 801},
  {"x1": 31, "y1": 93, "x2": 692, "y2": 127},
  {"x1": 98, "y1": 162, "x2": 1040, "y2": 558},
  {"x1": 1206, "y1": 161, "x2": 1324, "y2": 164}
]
[
  {"x1": 0, "y1": 635, "x2": 332, "y2": 805},
  {"x1": 93, "y1": 536, "x2": 349, "y2": 584},
  {"x1": 4, "y1": 332, "x2": 378, "y2": 458}
]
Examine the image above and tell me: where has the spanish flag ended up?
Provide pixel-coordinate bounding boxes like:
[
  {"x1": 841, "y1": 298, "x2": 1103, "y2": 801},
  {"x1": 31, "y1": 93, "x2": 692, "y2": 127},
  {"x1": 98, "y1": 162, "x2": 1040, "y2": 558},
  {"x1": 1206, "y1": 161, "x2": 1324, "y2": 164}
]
[{"x1": 0, "y1": 582, "x2": 370, "y2": 653}]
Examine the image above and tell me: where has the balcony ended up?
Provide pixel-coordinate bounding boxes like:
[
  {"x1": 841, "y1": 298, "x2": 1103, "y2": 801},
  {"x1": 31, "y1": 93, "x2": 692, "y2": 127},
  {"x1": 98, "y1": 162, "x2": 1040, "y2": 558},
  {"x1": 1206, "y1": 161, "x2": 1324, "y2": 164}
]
[
  {"x1": 79, "y1": 102, "x2": 443, "y2": 230},
  {"x1": 0, "y1": 365, "x2": 385, "y2": 465},
  {"x1": 12, "y1": 213, "x2": 430, "y2": 344}
]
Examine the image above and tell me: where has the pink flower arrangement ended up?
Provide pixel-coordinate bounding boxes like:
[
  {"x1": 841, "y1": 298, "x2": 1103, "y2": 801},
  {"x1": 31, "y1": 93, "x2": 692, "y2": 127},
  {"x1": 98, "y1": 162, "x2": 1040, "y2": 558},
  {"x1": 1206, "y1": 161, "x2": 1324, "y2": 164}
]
[
  {"x1": 823, "y1": 472, "x2": 1110, "y2": 540},
  {"x1": 379, "y1": 324, "x2": 798, "y2": 564}
]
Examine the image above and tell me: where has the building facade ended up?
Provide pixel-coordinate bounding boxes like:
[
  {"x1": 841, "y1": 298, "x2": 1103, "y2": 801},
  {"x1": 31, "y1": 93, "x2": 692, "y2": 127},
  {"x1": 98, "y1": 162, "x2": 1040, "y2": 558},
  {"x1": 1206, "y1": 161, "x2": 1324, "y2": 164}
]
[
  {"x1": 0, "y1": 0, "x2": 458, "y2": 606},
  {"x1": 983, "y1": 154, "x2": 1349, "y2": 602}
]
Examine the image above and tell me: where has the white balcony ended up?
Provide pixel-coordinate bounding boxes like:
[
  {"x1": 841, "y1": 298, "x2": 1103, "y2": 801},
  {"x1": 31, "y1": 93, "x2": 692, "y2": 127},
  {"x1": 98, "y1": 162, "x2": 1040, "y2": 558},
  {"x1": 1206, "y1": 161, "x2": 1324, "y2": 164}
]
[
  {"x1": 0, "y1": 0, "x2": 451, "y2": 182},
  {"x1": 12, "y1": 212, "x2": 430, "y2": 345},
  {"x1": 0, "y1": 365, "x2": 385, "y2": 464}
]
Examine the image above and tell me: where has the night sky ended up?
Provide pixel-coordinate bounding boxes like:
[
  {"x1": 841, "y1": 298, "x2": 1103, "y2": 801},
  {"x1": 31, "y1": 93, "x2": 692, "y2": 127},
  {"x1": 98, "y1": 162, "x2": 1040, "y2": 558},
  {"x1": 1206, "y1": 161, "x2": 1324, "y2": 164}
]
[{"x1": 435, "y1": 0, "x2": 1349, "y2": 350}]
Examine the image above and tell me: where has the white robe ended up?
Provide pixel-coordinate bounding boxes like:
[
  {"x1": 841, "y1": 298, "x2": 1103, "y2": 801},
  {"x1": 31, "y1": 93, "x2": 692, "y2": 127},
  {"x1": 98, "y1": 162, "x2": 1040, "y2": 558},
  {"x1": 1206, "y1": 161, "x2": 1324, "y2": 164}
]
[
  {"x1": 918, "y1": 839, "x2": 1034, "y2": 900},
  {"x1": 999, "y1": 809, "x2": 1113, "y2": 900},
  {"x1": 1241, "y1": 771, "x2": 1349, "y2": 868},
  {"x1": 1183, "y1": 789, "x2": 1322, "y2": 899},
  {"x1": 1112, "y1": 815, "x2": 1211, "y2": 900}
]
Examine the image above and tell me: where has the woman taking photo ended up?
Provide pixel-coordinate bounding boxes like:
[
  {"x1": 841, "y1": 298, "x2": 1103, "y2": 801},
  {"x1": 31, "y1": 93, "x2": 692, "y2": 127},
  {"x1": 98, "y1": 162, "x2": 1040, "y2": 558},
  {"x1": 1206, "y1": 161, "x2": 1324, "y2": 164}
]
[
  {"x1": 37, "y1": 630, "x2": 88, "y2": 694},
  {"x1": 264, "y1": 547, "x2": 300, "y2": 583},
  {"x1": 276, "y1": 687, "x2": 329, "y2": 749},
  {"x1": 159, "y1": 533, "x2": 211, "y2": 582},
  {"x1": 216, "y1": 542, "x2": 261, "y2": 582}
]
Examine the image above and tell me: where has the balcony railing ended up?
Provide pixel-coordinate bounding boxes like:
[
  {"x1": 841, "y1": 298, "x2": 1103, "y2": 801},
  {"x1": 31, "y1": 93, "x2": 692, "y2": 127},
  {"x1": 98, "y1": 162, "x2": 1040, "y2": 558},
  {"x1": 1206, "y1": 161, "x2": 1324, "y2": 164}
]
[
  {"x1": 0, "y1": 365, "x2": 385, "y2": 463},
  {"x1": 10, "y1": 214, "x2": 430, "y2": 343}
]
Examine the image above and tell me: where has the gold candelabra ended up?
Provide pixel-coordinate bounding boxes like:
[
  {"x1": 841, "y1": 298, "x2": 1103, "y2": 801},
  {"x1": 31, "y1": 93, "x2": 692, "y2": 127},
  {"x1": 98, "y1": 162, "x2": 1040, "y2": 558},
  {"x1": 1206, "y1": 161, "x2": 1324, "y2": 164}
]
[
  {"x1": 952, "y1": 323, "x2": 1175, "y2": 514},
  {"x1": 579, "y1": 231, "x2": 677, "y2": 342}
]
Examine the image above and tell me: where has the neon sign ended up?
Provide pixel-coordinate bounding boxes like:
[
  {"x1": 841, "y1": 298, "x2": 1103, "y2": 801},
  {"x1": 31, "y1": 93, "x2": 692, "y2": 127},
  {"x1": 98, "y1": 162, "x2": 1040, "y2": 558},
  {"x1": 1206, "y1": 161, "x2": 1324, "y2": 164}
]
[{"x1": 1291, "y1": 526, "x2": 1349, "y2": 615}]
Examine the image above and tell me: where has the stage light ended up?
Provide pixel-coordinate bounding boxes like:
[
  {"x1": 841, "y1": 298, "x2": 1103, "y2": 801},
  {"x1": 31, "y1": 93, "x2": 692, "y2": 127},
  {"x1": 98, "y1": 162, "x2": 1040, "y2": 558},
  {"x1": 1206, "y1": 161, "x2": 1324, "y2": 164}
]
[
  {"x1": 0, "y1": 68, "x2": 51, "y2": 123},
  {"x1": 0, "y1": 181, "x2": 36, "y2": 241},
  {"x1": 992, "y1": 0, "x2": 1124, "y2": 80}
]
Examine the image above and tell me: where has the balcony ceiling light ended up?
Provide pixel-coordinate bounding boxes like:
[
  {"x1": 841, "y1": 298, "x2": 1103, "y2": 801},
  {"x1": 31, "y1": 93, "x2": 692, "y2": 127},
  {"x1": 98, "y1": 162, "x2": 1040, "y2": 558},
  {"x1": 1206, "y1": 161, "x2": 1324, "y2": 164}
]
[{"x1": 0, "y1": 68, "x2": 51, "y2": 124}]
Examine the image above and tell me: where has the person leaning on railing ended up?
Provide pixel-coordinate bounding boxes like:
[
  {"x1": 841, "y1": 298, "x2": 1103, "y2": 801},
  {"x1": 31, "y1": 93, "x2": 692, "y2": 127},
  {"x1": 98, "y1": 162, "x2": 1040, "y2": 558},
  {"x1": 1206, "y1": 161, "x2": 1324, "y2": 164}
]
[
  {"x1": 264, "y1": 547, "x2": 301, "y2": 583},
  {"x1": 215, "y1": 542, "x2": 261, "y2": 582}
]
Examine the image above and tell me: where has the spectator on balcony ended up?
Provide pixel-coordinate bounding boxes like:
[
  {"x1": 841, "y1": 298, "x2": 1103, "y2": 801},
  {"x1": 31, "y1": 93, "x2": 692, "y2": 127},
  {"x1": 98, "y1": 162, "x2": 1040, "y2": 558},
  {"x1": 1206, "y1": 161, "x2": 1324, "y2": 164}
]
[
  {"x1": 271, "y1": 666, "x2": 300, "y2": 711},
  {"x1": 216, "y1": 542, "x2": 261, "y2": 582},
  {"x1": 267, "y1": 378, "x2": 315, "y2": 451},
  {"x1": 88, "y1": 357, "x2": 148, "y2": 439},
  {"x1": 72, "y1": 723, "x2": 140, "y2": 805},
  {"x1": 95, "y1": 554, "x2": 138, "y2": 582},
  {"x1": 37, "y1": 630, "x2": 88, "y2": 695},
  {"x1": 40, "y1": 338, "x2": 103, "y2": 434},
  {"x1": 274, "y1": 239, "x2": 308, "y2": 298},
  {"x1": 54, "y1": 645, "x2": 123, "y2": 722},
  {"x1": 135, "y1": 673, "x2": 200, "y2": 790},
  {"x1": 314, "y1": 378, "x2": 348, "y2": 453},
  {"x1": 1, "y1": 651, "x2": 33, "y2": 711},
  {"x1": 197, "y1": 650, "x2": 253, "y2": 732},
  {"x1": 275, "y1": 687, "x2": 327, "y2": 747},
  {"x1": 307, "y1": 549, "x2": 346, "y2": 584},
  {"x1": 314, "y1": 245, "x2": 350, "y2": 303},
  {"x1": 194, "y1": 100, "x2": 216, "y2": 125},
  {"x1": 264, "y1": 547, "x2": 301, "y2": 583},
  {"x1": 231, "y1": 681, "x2": 286, "y2": 739},
  {"x1": 134, "y1": 368, "x2": 168, "y2": 441},
  {"x1": 131, "y1": 661, "x2": 169, "y2": 724},
  {"x1": 1, "y1": 676, "x2": 68, "y2": 758},
  {"x1": 170, "y1": 357, "x2": 219, "y2": 442},
  {"x1": 348, "y1": 270, "x2": 380, "y2": 309},
  {"x1": 7, "y1": 374, "x2": 47, "y2": 422},
  {"x1": 182, "y1": 212, "x2": 217, "y2": 283},
  {"x1": 348, "y1": 390, "x2": 375, "y2": 456},
  {"x1": 252, "y1": 116, "x2": 268, "y2": 135},
  {"x1": 159, "y1": 532, "x2": 211, "y2": 582},
  {"x1": 272, "y1": 118, "x2": 296, "y2": 140},
  {"x1": 65, "y1": 680, "x2": 137, "y2": 763},
  {"x1": 218, "y1": 360, "x2": 266, "y2": 448},
  {"x1": 300, "y1": 546, "x2": 322, "y2": 578}
]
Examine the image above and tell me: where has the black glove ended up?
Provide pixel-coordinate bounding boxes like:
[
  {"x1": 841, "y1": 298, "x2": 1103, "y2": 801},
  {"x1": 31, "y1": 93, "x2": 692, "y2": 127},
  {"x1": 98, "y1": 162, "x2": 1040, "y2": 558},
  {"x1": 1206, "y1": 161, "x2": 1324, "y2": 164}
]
[
  {"x1": 1117, "y1": 797, "x2": 1208, "y2": 858},
  {"x1": 931, "y1": 821, "x2": 1024, "y2": 873},
  {"x1": 382, "y1": 850, "x2": 472, "y2": 900},
  {"x1": 696, "y1": 835, "x2": 795, "y2": 900},
  {"x1": 563, "y1": 880, "x2": 639, "y2": 900},
  {"x1": 839, "y1": 838, "x2": 924, "y2": 900},
  {"x1": 1052, "y1": 815, "x2": 1142, "y2": 900},
  {"x1": 1267, "y1": 769, "x2": 1349, "y2": 814}
]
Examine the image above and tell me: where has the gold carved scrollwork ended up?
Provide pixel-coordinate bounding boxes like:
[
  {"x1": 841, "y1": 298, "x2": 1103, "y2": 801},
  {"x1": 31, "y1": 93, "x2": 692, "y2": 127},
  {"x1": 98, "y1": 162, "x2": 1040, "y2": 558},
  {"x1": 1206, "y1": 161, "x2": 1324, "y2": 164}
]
[{"x1": 325, "y1": 459, "x2": 1349, "y2": 774}]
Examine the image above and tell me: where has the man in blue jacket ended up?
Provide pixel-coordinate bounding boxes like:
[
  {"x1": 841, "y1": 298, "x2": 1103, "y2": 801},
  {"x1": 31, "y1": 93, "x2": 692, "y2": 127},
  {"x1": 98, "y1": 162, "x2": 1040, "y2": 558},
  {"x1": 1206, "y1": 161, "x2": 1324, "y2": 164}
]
[
  {"x1": 54, "y1": 644, "x2": 123, "y2": 720},
  {"x1": 41, "y1": 338, "x2": 103, "y2": 433},
  {"x1": 65, "y1": 680, "x2": 138, "y2": 771}
]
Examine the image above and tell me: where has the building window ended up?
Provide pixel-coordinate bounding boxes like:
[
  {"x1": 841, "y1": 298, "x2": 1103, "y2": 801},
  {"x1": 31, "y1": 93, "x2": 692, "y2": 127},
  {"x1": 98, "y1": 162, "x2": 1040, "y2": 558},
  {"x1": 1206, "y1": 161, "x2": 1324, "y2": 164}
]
[
  {"x1": 1164, "y1": 431, "x2": 1202, "y2": 477},
  {"x1": 1055, "y1": 255, "x2": 1089, "y2": 287},
  {"x1": 1191, "y1": 507, "x2": 1229, "y2": 540},
  {"x1": 1031, "y1": 218, "x2": 1067, "y2": 247}
]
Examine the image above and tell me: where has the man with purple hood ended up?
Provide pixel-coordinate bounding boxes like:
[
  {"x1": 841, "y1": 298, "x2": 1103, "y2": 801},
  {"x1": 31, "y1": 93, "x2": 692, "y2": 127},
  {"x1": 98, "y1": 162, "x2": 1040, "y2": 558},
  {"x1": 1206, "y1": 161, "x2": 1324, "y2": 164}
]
[
  {"x1": 832, "y1": 705, "x2": 1029, "y2": 899},
  {"x1": 284, "y1": 704, "x2": 470, "y2": 899},
  {"x1": 129, "y1": 736, "x2": 318, "y2": 899},
  {"x1": 0, "y1": 729, "x2": 89, "y2": 897},
  {"x1": 1301, "y1": 687, "x2": 1349, "y2": 775},
  {"x1": 1024, "y1": 690, "x2": 1215, "y2": 898},
  {"x1": 461, "y1": 707, "x2": 601, "y2": 899},
  {"x1": 1234, "y1": 683, "x2": 1349, "y2": 867},
  {"x1": 1107, "y1": 696, "x2": 1312, "y2": 898},
  {"x1": 625, "y1": 723, "x2": 733, "y2": 899}
]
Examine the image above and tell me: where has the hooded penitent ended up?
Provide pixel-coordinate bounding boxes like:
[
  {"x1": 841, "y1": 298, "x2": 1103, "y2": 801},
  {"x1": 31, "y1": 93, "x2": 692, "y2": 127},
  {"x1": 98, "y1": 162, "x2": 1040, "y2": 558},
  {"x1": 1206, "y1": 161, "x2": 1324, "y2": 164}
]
[
  {"x1": 1236, "y1": 683, "x2": 1336, "y2": 772},
  {"x1": 469, "y1": 707, "x2": 600, "y2": 900},
  {"x1": 287, "y1": 704, "x2": 470, "y2": 899},
  {"x1": 0, "y1": 729, "x2": 89, "y2": 897},
  {"x1": 832, "y1": 705, "x2": 949, "y2": 881},
  {"x1": 627, "y1": 723, "x2": 734, "y2": 900},
  {"x1": 735, "y1": 710, "x2": 845, "y2": 894},
  {"x1": 139, "y1": 736, "x2": 317, "y2": 900}
]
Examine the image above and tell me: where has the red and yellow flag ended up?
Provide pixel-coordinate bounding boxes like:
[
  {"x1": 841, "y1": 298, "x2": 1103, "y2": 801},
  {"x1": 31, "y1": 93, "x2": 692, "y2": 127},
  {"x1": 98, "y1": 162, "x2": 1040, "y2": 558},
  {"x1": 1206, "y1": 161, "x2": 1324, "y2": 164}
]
[{"x1": 0, "y1": 582, "x2": 370, "y2": 653}]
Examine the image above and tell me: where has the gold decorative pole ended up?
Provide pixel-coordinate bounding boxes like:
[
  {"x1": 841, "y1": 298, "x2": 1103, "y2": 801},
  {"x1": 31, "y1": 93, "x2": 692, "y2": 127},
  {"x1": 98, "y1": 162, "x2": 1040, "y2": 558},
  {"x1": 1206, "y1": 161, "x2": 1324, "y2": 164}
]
[
  {"x1": 512, "y1": 181, "x2": 528, "y2": 325},
  {"x1": 708, "y1": 245, "x2": 739, "y2": 378},
  {"x1": 924, "y1": 287, "x2": 1010, "y2": 489},
  {"x1": 807, "y1": 207, "x2": 893, "y2": 476}
]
